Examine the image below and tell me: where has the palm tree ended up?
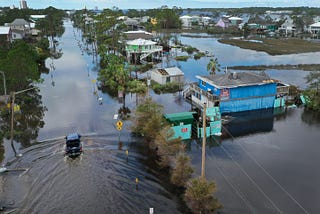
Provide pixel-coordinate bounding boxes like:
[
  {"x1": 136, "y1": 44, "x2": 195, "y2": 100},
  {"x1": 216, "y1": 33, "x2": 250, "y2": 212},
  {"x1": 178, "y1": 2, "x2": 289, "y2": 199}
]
[{"x1": 206, "y1": 56, "x2": 220, "y2": 76}]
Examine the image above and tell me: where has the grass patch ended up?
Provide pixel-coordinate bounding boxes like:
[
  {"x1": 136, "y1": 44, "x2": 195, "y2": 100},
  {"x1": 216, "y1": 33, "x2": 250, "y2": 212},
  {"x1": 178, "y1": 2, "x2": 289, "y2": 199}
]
[
  {"x1": 218, "y1": 38, "x2": 320, "y2": 55},
  {"x1": 194, "y1": 52, "x2": 206, "y2": 60},
  {"x1": 175, "y1": 56, "x2": 189, "y2": 61},
  {"x1": 230, "y1": 64, "x2": 320, "y2": 71}
]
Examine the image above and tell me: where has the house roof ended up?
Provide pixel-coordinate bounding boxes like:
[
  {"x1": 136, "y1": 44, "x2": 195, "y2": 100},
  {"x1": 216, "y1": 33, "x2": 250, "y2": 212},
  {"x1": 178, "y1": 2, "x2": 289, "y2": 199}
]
[
  {"x1": 196, "y1": 72, "x2": 274, "y2": 89},
  {"x1": 124, "y1": 18, "x2": 138, "y2": 26},
  {"x1": 153, "y1": 67, "x2": 184, "y2": 77},
  {"x1": 164, "y1": 111, "x2": 196, "y2": 123},
  {"x1": 180, "y1": 15, "x2": 192, "y2": 19},
  {"x1": 30, "y1": 15, "x2": 46, "y2": 19},
  {"x1": 10, "y1": 18, "x2": 29, "y2": 26},
  {"x1": 124, "y1": 30, "x2": 154, "y2": 40},
  {"x1": 127, "y1": 38, "x2": 156, "y2": 46},
  {"x1": 229, "y1": 17, "x2": 243, "y2": 21},
  {"x1": 0, "y1": 26, "x2": 10, "y2": 35},
  {"x1": 310, "y1": 22, "x2": 320, "y2": 27}
]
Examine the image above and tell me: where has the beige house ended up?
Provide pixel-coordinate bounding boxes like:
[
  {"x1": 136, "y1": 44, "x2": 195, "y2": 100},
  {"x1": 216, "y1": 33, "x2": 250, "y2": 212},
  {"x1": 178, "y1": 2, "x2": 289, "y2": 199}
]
[{"x1": 148, "y1": 67, "x2": 184, "y2": 85}]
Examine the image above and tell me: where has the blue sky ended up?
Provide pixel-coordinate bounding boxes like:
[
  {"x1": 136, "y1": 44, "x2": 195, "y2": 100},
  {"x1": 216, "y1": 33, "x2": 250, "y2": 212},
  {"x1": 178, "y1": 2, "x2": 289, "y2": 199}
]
[{"x1": 1, "y1": 0, "x2": 319, "y2": 10}]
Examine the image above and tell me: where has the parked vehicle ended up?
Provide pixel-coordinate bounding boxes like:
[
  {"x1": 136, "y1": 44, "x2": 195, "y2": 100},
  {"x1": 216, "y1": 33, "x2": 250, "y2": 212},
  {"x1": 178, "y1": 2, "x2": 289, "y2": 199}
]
[{"x1": 65, "y1": 133, "x2": 82, "y2": 157}]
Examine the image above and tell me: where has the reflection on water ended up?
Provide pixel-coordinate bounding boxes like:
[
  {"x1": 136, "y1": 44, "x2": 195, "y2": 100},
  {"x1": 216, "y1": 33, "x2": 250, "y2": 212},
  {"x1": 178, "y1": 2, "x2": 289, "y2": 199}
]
[
  {"x1": 222, "y1": 108, "x2": 285, "y2": 138},
  {"x1": 0, "y1": 89, "x2": 46, "y2": 148}
]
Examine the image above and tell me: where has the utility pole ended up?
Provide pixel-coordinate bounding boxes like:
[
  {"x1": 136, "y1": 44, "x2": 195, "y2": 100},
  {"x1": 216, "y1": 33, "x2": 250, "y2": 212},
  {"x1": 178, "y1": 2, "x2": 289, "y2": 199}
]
[{"x1": 201, "y1": 102, "x2": 207, "y2": 180}]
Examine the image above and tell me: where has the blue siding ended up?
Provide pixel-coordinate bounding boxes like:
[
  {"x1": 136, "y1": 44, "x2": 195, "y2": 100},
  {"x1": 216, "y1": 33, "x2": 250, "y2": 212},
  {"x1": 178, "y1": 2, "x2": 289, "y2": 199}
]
[
  {"x1": 230, "y1": 83, "x2": 276, "y2": 99},
  {"x1": 220, "y1": 96, "x2": 275, "y2": 113}
]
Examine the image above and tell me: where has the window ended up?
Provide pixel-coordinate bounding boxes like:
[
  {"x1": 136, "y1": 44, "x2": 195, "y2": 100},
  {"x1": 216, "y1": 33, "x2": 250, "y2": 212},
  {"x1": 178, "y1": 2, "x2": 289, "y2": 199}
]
[{"x1": 201, "y1": 80, "x2": 206, "y2": 86}]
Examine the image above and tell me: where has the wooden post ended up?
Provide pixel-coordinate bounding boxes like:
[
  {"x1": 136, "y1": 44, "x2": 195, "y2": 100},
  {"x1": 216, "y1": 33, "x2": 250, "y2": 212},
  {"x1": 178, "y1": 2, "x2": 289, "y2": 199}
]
[{"x1": 201, "y1": 102, "x2": 206, "y2": 180}]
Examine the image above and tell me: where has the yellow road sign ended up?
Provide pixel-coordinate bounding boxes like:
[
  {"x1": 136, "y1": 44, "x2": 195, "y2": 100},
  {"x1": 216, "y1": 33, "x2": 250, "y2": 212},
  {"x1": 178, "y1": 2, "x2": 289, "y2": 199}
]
[
  {"x1": 116, "y1": 120, "x2": 123, "y2": 127},
  {"x1": 116, "y1": 125, "x2": 122, "y2": 131}
]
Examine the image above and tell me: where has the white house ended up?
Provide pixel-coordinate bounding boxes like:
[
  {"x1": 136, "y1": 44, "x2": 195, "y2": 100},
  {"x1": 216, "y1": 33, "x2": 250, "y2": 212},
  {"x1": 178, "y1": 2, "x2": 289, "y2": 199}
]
[
  {"x1": 148, "y1": 67, "x2": 184, "y2": 85},
  {"x1": 309, "y1": 22, "x2": 320, "y2": 35},
  {"x1": 0, "y1": 26, "x2": 12, "y2": 44},
  {"x1": 279, "y1": 18, "x2": 296, "y2": 36},
  {"x1": 125, "y1": 38, "x2": 162, "y2": 63},
  {"x1": 201, "y1": 17, "x2": 212, "y2": 26},
  {"x1": 179, "y1": 15, "x2": 192, "y2": 28}
]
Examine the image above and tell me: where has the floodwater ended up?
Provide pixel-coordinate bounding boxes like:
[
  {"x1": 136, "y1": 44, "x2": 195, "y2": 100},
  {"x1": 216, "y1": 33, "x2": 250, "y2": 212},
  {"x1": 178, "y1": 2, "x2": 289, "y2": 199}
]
[{"x1": 1, "y1": 20, "x2": 320, "y2": 214}]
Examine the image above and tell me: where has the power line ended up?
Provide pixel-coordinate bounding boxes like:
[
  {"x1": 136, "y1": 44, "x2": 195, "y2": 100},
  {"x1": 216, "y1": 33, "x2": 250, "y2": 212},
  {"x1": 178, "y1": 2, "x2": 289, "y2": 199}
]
[
  {"x1": 222, "y1": 125, "x2": 310, "y2": 214},
  {"x1": 211, "y1": 132, "x2": 283, "y2": 213},
  {"x1": 207, "y1": 148, "x2": 256, "y2": 213}
]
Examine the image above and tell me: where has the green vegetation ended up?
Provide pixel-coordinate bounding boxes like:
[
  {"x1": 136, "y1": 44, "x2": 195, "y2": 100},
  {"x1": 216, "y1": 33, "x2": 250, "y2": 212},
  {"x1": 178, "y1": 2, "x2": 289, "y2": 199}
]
[
  {"x1": 182, "y1": 46, "x2": 199, "y2": 55},
  {"x1": 193, "y1": 52, "x2": 206, "y2": 60},
  {"x1": 151, "y1": 81, "x2": 183, "y2": 94},
  {"x1": 207, "y1": 56, "x2": 220, "y2": 76},
  {"x1": 230, "y1": 64, "x2": 320, "y2": 71},
  {"x1": 219, "y1": 38, "x2": 320, "y2": 55},
  {"x1": 131, "y1": 98, "x2": 220, "y2": 213},
  {"x1": 303, "y1": 71, "x2": 320, "y2": 112},
  {"x1": 175, "y1": 56, "x2": 189, "y2": 61},
  {"x1": 184, "y1": 177, "x2": 222, "y2": 213}
]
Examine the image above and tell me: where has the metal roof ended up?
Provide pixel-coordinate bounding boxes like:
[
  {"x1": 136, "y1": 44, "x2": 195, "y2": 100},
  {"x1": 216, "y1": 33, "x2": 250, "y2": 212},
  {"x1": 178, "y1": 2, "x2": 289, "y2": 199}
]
[
  {"x1": 196, "y1": 72, "x2": 274, "y2": 89},
  {"x1": 10, "y1": 18, "x2": 29, "y2": 26},
  {"x1": 0, "y1": 26, "x2": 10, "y2": 34},
  {"x1": 164, "y1": 112, "x2": 196, "y2": 122},
  {"x1": 161, "y1": 67, "x2": 184, "y2": 76},
  {"x1": 126, "y1": 38, "x2": 156, "y2": 46}
]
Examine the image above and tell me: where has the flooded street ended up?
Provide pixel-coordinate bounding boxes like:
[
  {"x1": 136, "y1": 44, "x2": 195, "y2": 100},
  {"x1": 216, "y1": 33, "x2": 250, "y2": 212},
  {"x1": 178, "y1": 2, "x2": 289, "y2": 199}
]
[{"x1": 1, "y1": 20, "x2": 320, "y2": 214}]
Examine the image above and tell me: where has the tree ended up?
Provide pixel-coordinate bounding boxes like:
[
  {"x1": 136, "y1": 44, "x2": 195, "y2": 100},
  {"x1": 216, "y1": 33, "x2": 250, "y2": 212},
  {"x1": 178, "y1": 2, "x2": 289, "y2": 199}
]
[
  {"x1": 206, "y1": 56, "x2": 220, "y2": 76},
  {"x1": 130, "y1": 97, "x2": 165, "y2": 142},
  {"x1": 153, "y1": 126, "x2": 183, "y2": 167},
  {"x1": 0, "y1": 40, "x2": 40, "y2": 92},
  {"x1": 171, "y1": 153, "x2": 194, "y2": 187},
  {"x1": 303, "y1": 71, "x2": 320, "y2": 112},
  {"x1": 36, "y1": 7, "x2": 65, "y2": 50},
  {"x1": 184, "y1": 177, "x2": 221, "y2": 213}
]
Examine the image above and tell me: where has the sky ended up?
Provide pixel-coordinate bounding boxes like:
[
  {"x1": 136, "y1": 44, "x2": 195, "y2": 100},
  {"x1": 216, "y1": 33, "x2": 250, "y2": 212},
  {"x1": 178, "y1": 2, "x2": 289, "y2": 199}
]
[{"x1": 1, "y1": 0, "x2": 319, "y2": 10}]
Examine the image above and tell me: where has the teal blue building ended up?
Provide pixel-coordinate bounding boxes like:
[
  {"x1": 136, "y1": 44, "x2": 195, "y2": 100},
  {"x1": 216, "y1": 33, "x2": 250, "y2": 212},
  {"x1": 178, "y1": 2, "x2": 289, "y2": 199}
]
[{"x1": 183, "y1": 72, "x2": 290, "y2": 114}]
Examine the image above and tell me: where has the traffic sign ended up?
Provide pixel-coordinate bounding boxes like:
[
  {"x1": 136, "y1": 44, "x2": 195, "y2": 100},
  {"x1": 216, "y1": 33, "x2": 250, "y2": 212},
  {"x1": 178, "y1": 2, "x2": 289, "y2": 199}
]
[{"x1": 116, "y1": 120, "x2": 123, "y2": 127}]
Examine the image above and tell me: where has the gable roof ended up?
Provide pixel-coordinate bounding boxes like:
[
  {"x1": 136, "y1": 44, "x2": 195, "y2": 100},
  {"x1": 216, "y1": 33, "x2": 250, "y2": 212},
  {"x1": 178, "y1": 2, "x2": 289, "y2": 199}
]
[
  {"x1": 196, "y1": 72, "x2": 274, "y2": 89},
  {"x1": 10, "y1": 18, "x2": 29, "y2": 26},
  {"x1": 124, "y1": 30, "x2": 154, "y2": 40}
]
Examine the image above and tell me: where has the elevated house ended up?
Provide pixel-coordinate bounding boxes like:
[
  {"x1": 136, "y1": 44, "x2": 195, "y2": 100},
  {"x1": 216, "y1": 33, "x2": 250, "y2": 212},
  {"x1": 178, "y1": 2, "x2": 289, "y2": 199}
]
[
  {"x1": 179, "y1": 15, "x2": 192, "y2": 28},
  {"x1": 216, "y1": 16, "x2": 230, "y2": 28},
  {"x1": 124, "y1": 31, "x2": 162, "y2": 64},
  {"x1": 183, "y1": 71, "x2": 290, "y2": 114},
  {"x1": 278, "y1": 18, "x2": 296, "y2": 36},
  {"x1": 7, "y1": 18, "x2": 30, "y2": 40},
  {"x1": 309, "y1": 22, "x2": 320, "y2": 37}
]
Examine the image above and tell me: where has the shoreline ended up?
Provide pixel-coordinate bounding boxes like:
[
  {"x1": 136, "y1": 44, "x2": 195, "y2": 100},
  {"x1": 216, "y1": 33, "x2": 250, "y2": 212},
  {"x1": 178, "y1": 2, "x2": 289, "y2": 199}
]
[
  {"x1": 218, "y1": 38, "x2": 320, "y2": 55},
  {"x1": 229, "y1": 64, "x2": 320, "y2": 71}
]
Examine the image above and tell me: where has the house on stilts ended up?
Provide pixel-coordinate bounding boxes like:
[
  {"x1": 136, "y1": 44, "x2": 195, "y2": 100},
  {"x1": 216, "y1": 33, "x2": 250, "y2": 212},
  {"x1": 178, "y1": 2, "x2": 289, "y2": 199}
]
[{"x1": 183, "y1": 71, "x2": 290, "y2": 114}]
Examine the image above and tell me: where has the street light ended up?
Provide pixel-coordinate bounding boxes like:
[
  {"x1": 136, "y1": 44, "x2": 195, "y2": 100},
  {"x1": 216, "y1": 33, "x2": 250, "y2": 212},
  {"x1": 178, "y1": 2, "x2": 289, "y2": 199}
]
[{"x1": 10, "y1": 87, "x2": 36, "y2": 156}]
